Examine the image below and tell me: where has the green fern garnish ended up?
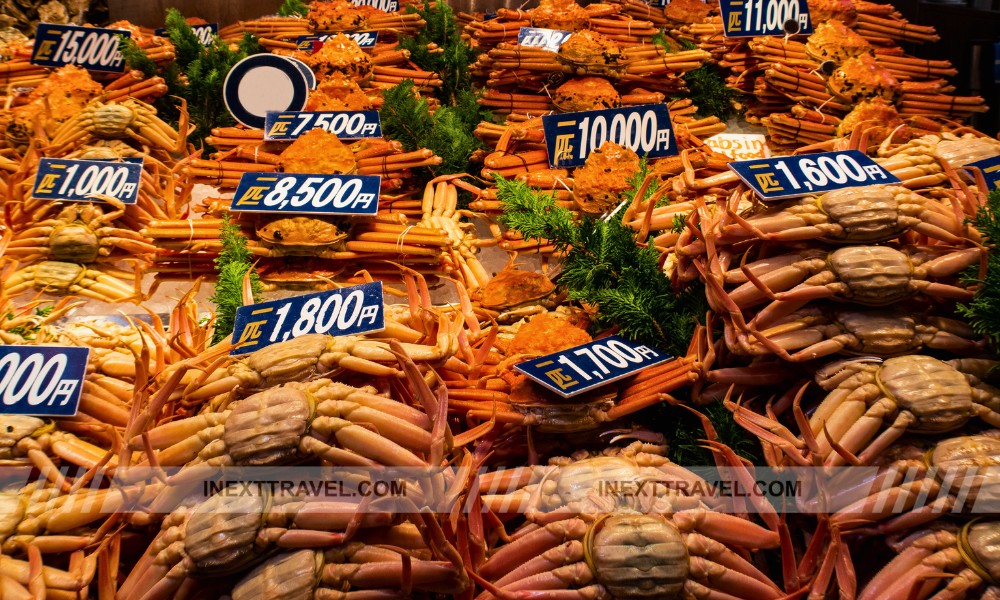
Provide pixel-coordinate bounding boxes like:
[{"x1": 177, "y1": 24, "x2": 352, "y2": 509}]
[
  {"x1": 278, "y1": 0, "x2": 309, "y2": 17},
  {"x1": 209, "y1": 215, "x2": 262, "y2": 345},
  {"x1": 958, "y1": 188, "x2": 1000, "y2": 348}
]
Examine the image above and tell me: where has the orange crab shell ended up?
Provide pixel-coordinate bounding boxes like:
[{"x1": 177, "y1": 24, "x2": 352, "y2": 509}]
[
  {"x1": 530, "y1": 0, "x2": 593, "y2": 30},
  {"x1": 807, "y1": 0, "x2": 858, "y2": 26},
  {"x1": 303, "y1": 33, "x2": 373, "y2": 81},
  {"x1": 256, "y1": 216, "x2": 349, "y2": 247},
  {"x1": 836, "y1": 97, "x2": 903, "y2": 137},
  {"x1": 279, "y1": 128, "x2": 357, "y2": 174},
  {"x1": 663, "y1": 0, "x2": 713, "y2": 25},
  {"x1": 507, "y1": 313, "x2": 593, "y2": 357},
  {"x1": 308, "y1": 0, "x2": 378, "y2": 32},
  {"x1": 572, "y1": 142, "x2": 641, "y2": 215},
  {"x1": 805, "y1": 19, "x2": 872, "y2": 63},
  {"x1": 553, "y1": 77, "x2": 622, "y2": 113},
  {"x1": 305, "y1": 72, "x2": 374, "y2": 111},
  {"x1": 558, "y1": 30, "x2": 624, "y2": 71},
  {"x1": 828, "y1": 54, "x2": 900, "y2": 104},
  {"x1": 5, "y1": 65, "x2": 102, "y2": 144},
  {"x1": 476, "y1": 268, "x2": 557, "y2": 312}
]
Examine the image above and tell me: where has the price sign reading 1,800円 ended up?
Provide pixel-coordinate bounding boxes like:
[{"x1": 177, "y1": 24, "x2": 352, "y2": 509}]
[
  {"x1": 30, "y1": 23, "x2": 128, "y2": 72},
  {"x1": 720, "y1": 0, "x2": 812, "y2": 38},
  {"x1": 0, "y1": 346, "x2": 89, "y2": 417},
  {"x1": 728, "y1": 150, "x2": 901, "y2": 201},
  {"x1": 32, "y1": 158, "x2": 142, "y2": 204},
  {"x1": 229, "y1": 173, "x2": 380, "y2": 216},
  {"x1": 230, "y1": 282, "x2": 385, "y2": 355},
  {"x1": 542, "y1": 104, "x2": 676, "y2": 169},
  {"x1": 515, "y1": 336, "x2": 670, "y2": 398}
]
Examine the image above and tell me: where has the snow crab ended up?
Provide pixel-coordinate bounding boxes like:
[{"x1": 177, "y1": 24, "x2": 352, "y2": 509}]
[
  {"x1": 307, "y1": 0, "x2": 425, "y2": 34},
  {"x1": 300, "y1": 33, "x2": 373, "y2": 81},
  {"x1": 46, "y1": 98, "x2": 187, "y2": 156},
  {"x1": 3, "y1": 260, "x2": 143, "y2": 304},
  {"x1": 469, "y1": 256, "x2": 562, "y2": 323}
]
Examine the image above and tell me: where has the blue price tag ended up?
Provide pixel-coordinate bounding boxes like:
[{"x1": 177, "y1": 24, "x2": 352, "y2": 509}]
[
  {"x1": 968, "y1": 155, "x2": 1000, "y2": 192},
  {"x1": 514, "y1": 336, "x2": 671, "y2": 398},
  {"x1": 352, "y1": 0, "x2": 399, "y2": 11},
  {"x1": 728, "y1": 150, "x2": 900, "y2": 201},
  {"x1": 542, "y1": 104, "x2": 676, "y2": 169},
  {"x1": 155, "y1": 23, "x2": 218, "y2": 46},
  {"x1": 296, "y1": 31, "x2": 378, "y2": 52},
  {"x1": 32, "y1": 158, "x2": 142, "y2": 204},
  {"x1": 265, "y1": 110, "x2": 382, "y2": 141},
  {"x1": 30, "y1": 23, "x2": 129, "y2": 72},
  {"x1": 720, "y1": 0, "x2": 812, "y2": 38},
  {"x1": 517, "y1": 27, "x2": 572, "y2": 52},
  {"x1": 230, "y1": 173, "x2": 380, "y2": 215},
  {"x1": 483, "y1": 11, "x2": 498, "y2": 20},
  {"x1": 0, "y1": 346, "x2": 89, "y2": 417},
  {"x1": 231, "y1": 282, "x2": 385, "y2": 355}
]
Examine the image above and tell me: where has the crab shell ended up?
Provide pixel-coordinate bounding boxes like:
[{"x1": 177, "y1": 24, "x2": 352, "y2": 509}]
[
  {"x1": 805, "y1": 19, "x2": 872, "y2": 63},
  {"x1": 558, "y1": 30, "x2": 624, "y2": 74},
  {"x1": 256, "y1": 216, "x2": 349, "y2": 248},
  {"x1": 828, "y1": 54, "x2": 900, "y2": 104},
  {"x1": 475, "y1": 269, "x2": 558, "y2": 312},
  {"x1": 308, "y1": 0, "x2": 377, "y2": 33},
  {"x1": 530, "y1": 0, "x2": 593, "y2": 30},
  {"x1": 553, "y1": 77, "x2": 622, "y2": 112},
  {"x1": 573, "y1": 142, "x2": 641, "y2": 215},
  {"x1": 304, "y1": 72, "x2": 373, "y2": 112},
  {"x1": 0, "y1": 416, "x2": 46, "y2": 459},
  {"x1": 964, "y1": 521, "x2": 1000, "y2": 584},
  {"x1": 807, "y1": 0, "x2": 857, "y2": 26},
  {"x1": 303, "y1": 33, "x2": 373, "y2": 81},
  {"x1": 663, "y1": 0, "x2": 713, "y2": 25},
  {"x1": 835, "y1": 97, "x2": 903, "y2": 137},
  {"x1": 279, "y1": 128, "x2": 357, "y2": 174}
]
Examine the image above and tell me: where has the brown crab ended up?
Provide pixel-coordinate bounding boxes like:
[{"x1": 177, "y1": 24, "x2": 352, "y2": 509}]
[
  {"x1": 805, "y1": 19, "x2": 873, "y2": 63},
  {"x1": 572, "y1": 142, "x2": 641, "y2": 215},
  {"x1": 828, "y1": 54, "x2": 900, "y2": 104},
  {"x1": 552, "y1": 77, "x2": 622, "y2": 113},
  {"x1": 471, "y1": 256, "x2": 562, "y2": 322}
]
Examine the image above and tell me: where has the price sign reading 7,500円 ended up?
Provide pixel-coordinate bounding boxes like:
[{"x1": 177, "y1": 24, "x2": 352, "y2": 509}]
[
  {"x1": 720, "y1": 0, "x2": 813, "y2": 38},
  {"x1": 542, "y1": 104, "x2": 676, "y2": 169},
  {"x1": 728, "y1": 150, "x2": 901, "y2": 201},
  {"x1": 230, "y1": 281, "x2": 385, "y2": 355},
  {"x1": 515, "y1": 336, "x2": 670, "y2": 398}
]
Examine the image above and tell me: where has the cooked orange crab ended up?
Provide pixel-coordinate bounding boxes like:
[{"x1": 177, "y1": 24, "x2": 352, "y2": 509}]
[
  {"x1": 836, "y1": 97, "x2": 903, "y2": 137},
  {"x1": 279, "y1": 128, "x2": 357, "y2": 174},
  {"x1": 805, "y1": 19, "x2": 872, "y2": 63},
  {"x1": 307, "y1": 0, "x2": 379, "y2": 32},
  {"x1": 305, "y1": 72, "x2": 374, "y2": 111},
  {"x1": 807, "y1": 0, "x2": 857, "y2": 26},
  {"x1": 663, "y1": 0, "x2": 713, "y2": 25},
  {"x1": 302, "y1": 34, "x2": 373, "y2": 81},
  {"x1": 4, "y1": 65, "x2": 102, "y2": 148},
  {"x1": 552, "y1": 77, "x2": 622, "y2": 112},
  {"x1": 255, "y1": 215, "x2": 349, "y2": 252},
  {"x1": 828, "y1": 53, "x2": 900, "y2": 103},
  {"x1": 572, "y1": 142, "x2": 640, "y2": 215},
  {"x1": 557, "y1": 30, "x2": 624, "y2": 76},
  {"x1": 529, "y1": 0, "x2": 593, "y2": 29}
]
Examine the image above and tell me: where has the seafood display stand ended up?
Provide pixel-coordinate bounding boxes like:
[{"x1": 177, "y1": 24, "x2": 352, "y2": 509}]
[{"x1": 2, "y1": 0, "x2": 1000, "y2": 598}]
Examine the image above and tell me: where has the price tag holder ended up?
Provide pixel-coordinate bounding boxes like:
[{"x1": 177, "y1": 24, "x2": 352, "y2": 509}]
[
  {"x1": 514, "y1": 336, "x2": 670, "y2": 398},
  {"x1": 231, "y1": 282, "x2": 385, "y2": 355},
  {"x1": 704, "y1": 133, "x2": 770, "y2": 161},
  {"x1": 265, "y1": 111, "x2": 382, "y2": 141},
  {"x1": 155, "y1": 23, "x2": 218, "y2": 46},
  {"x1": 230, "y1": 173, "x2": 380, "y2": 215},
  {"x1": 542, "y1": 103, "x2": 676, "y2": 169},
  {"x1": 0, "y1": 346, "x2": 89, "y2": 417},
  {"x1": 296, "y1": 32, "x2": 378, "y2": 51},
  {"x1": 32, "y1": 158, "x2": 142, "y2": 204},
  {"x1": 352, "y1": 0, "x2": 399, "y2": 11},
  {"x1": 517, "y1": 27, "x2": 572, "y2": 52},
  {"x1": 720, "y1": 0, "x2": 812, "y2": 38},
  {"x1": 30, "y1": 23, "x2": 129, "y2": 72},
  {"x1": 728, "y1": 150, "x2": 901, "y2": 201},
  {"x1": 968, "y1": 155, "x2": 1000, "y2": 192}
]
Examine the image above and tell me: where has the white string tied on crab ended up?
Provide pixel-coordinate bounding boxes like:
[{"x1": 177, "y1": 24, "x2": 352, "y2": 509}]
[{"x1": 395, "y1": 224, "x2": 415, "y2": 253}]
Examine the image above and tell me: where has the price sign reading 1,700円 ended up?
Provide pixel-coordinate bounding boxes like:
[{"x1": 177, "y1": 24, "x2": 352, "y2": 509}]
[
  {"x1": 230, "y1": 173, "x2": 380, "y2": 216},
  {"x1": 30, "y1": 23, "x2": 128, "y2": 72},
  {"x1": 720, "y1": 0, "x2": 813, "y2": 38},
  {"x1": 728, "y1": 150, "x2": 901, "y2": 201},
  {"x1": 0, "y1": 346, "x2": 89, "y2": 417},
  {"x1": 542, "y1": 104, "x2": 676, "y2": 169},
  {"x1": 230, "y1": 281, "x2": 385, "y2": 355},
  {"x1": 515, "y1": 336, "x2": 670, "y2": 398}
]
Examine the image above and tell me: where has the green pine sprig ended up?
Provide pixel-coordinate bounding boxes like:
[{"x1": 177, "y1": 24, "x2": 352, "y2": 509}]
[
  {"x1": 681, "y1": 64, "x2": 738, "y2": 121},
  {"x1": 278, "y1": 0, "x2": 309, "y2": 17},
  {"x1": 209, "y1": 215, "x2": 262, "y2": 345},
  {"x1": 396, "y1": 0, "x2": 480, "y2": 107},
  {"x1": 662, "y1": 398, "x2": 763, "y2": 465},
  {"x1": 496, "y1": 166, "x2": 705, "y2": 357},
  {"x1": 958, "y1": 188, "x2": 1000, "y2": 348}
]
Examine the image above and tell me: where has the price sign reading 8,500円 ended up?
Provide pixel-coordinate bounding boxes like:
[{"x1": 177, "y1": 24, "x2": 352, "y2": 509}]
[
  {"x1": 515, "y1": 336, "x2": 670, "y2": 398},
  {"x1": 0, "y1": 346, "x2": 89, "y2": 417},
  {"x1": 230, "y1": 173, "x2": 380, "y2": 216},
  {"x1": 230, "y1": 281, "x2": 385, "y2": 355},
  {"x1": 542, "y1": 104, "x2": 676, "y2": 169},
  {"x1": 728, "y1": 150, "x2": 901, "y2": 201},
  {"x1": 720, "y1": 0, "x2": 813, "y2": 38}
]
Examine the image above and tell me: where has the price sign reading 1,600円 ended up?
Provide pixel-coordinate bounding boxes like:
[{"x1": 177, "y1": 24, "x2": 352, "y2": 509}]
[
  {"x1": 230, "y1": 281, "x2": 385, "y2": 355},
  {"x1": 728, "y1": 150, "x2": 901, "y2": 201},
  {"x1": 542, "y1": 103, "x2": 676, "y2": 169},
  {"x1": 515, "y1": 336, "x2": 670, "y2": 398},
  {"x1": 720, "y1": 0, "x2": 812, "y2": 38}
]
